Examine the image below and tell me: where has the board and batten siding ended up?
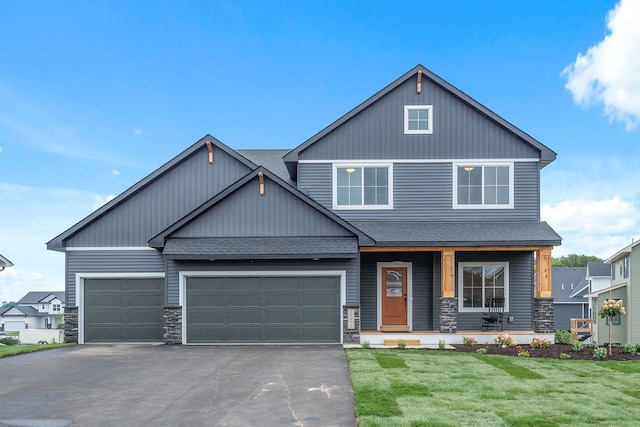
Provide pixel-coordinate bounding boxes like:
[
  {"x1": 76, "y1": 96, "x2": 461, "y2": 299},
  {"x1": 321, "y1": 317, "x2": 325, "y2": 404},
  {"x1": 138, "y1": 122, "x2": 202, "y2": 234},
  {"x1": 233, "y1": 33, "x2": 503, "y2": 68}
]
[
  {"x1": 66, "y1": 145, "x2": 252, "y2": 247},
  {"x1": 173, "y1": 177, "x2": 353, "y2": 238},
  {"x1": 299, "y1": 162, "x2": 539, "y2": 221},
  {"x1": 166, "y1": 259, "x2": 359, "y2": 306},
  {"x1": 66, "y1": 250, "x2": 165, "y2": 306},
  {"x1": 298, "y1": 76, "x2": 541, "y2": 161},
  {"x1": 359, "y1": 252, "x2": 434, "y2": 331}
]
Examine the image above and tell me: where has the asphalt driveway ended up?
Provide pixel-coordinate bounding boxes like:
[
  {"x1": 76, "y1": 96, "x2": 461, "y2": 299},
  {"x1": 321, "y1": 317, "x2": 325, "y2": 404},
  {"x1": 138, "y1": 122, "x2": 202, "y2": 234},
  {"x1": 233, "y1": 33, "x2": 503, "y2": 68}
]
[{"x1": 0, "y1": 345, "x2": 357, "y2": 427}]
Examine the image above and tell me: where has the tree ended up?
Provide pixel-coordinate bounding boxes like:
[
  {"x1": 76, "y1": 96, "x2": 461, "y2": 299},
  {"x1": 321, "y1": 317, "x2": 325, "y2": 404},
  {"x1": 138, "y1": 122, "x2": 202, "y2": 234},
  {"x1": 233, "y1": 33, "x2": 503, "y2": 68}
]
[{"x1": 552, "y1": 254, "x2": 603, "y2": 267}]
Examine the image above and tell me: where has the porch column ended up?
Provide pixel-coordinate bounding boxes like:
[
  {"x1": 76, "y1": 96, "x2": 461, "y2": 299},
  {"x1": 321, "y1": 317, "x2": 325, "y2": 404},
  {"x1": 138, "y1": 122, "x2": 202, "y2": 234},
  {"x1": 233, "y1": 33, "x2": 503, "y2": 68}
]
[
  {"x1": 440, "y1": 249, "x2": 458, "y2": 333},
  {"x1": 534, "y1": 247, "x2": 554, "y2": 333},
  {"x1": 63, "y1": 306, "x2": 78, "y2": 343}
]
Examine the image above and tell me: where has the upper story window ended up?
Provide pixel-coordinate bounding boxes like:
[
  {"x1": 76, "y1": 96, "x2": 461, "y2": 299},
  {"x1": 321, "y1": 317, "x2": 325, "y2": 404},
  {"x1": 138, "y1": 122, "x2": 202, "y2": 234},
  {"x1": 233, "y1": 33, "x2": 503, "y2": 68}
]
[
  {"x1": 453, "y1": 163, "x2": 514, "y2": 209},
  {"x1": 458, "y1": 262, "x2": 509, "y2": 312},
  {"x1": 621, "y1": 256, "x2": 629, "y2": 279},
  {"x1": 53, "y1": 304, "x2": 61, "y2": 312},
  {"x1": 333, "y1": 164, "x2": 393, "y2": 209},
  {"x1": 404, "y1": 105, "x2": 433, "y2": 134}
]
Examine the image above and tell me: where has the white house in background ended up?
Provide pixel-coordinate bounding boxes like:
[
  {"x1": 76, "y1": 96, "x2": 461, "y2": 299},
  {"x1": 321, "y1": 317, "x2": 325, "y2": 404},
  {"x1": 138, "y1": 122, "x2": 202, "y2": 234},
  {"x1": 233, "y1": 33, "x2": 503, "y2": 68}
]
[
  {"x1": 0, "y1": 291, "x2": 66, "y2": 332},
  {"x1": 0, "y1": 253, "x2": 13, "y2": 271}
]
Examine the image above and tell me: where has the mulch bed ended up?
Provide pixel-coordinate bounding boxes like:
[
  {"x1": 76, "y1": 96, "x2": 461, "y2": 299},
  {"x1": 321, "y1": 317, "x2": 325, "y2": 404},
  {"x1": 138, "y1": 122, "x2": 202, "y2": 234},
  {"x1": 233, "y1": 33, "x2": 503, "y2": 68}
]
[{"x1": 452, "y1": 344, "x2": 640, "y2": 361}]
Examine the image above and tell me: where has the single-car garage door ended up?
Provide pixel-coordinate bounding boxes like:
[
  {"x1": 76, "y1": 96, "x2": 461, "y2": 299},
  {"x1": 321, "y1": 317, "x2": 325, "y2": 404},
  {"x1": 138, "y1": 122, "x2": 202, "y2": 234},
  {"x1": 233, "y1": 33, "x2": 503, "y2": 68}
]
[
  {"x1": 84, "y1": 278, "x2": 164, "y2": 342},
  {"x1": 186, "y1": 275, "x2": 340, "y2": 343}
]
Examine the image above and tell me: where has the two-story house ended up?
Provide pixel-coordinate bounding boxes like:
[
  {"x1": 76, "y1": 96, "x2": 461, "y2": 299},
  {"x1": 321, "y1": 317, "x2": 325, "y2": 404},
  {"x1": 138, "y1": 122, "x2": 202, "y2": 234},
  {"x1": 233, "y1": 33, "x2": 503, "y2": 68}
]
[
  {"x1": 47, "y1": 65, "x2": 561, "y2": 345},
  {"x1": 0, "y1": 291, "x2": 65, "y2": 331},
  {"x1": 552, "y1": 267, "x2": 588, "y2": 331}
]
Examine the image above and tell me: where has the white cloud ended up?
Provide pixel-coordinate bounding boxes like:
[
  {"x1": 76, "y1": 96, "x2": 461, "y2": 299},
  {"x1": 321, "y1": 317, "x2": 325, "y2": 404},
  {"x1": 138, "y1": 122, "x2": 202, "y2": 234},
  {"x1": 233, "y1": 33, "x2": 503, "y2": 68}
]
[
  {"x1": 133, "y1": 127, "x2": 143, "y2": 136},
  {"x1": 94, "y1": 194, "x2": 116, "y2": 209},
  {"x1": 112, "y1": 169, "x2": 120, "y2": 176},
  {"x1": 542, "y1": 196, "x2": 639, "y2": 259},
  {"x1": 562, "y1": 0, "x2": 640, "y2": 130}
]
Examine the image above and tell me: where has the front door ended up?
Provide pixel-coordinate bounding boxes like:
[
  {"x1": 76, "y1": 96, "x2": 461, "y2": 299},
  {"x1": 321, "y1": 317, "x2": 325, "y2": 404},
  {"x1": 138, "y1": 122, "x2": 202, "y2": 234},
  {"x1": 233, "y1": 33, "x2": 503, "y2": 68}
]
[{"x1": 381, "y1": 267, "x2": 407, "y2": 326}]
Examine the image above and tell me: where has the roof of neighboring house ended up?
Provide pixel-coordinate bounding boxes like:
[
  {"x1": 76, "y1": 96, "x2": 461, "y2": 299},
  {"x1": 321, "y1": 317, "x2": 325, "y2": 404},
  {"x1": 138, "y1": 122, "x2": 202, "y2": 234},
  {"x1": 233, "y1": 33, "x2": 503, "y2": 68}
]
[
  {"x1": 349, "y1": 221, "x2": 561, "y2": 246},
  {"x1": 605, "y1": 239, "x2": 640, "y2": 263},
  {"x1": 237, "y1": 149, "x2": 293, "y2": 185},
  {"x1": 17, "y1": 291, "x2": 66, "y2": 305},
  {"x1": 0, "y1": 254, "x2": 14, "y2": 268},
  {"x1": 552, "y1": 267, "x2": 588, "y2": 303},
  {"x1": 283, "y1": 64, "x2": 557, "y2": 178},
  {"x1": 0, "y1": 305, "x2": 45, "y2": 317},
  {"x1": 587, "y1": 261, "x2": 611, "y2": 278},
  {"x1": 585, "y1": 282, "x2": 627, "y2": 298}
]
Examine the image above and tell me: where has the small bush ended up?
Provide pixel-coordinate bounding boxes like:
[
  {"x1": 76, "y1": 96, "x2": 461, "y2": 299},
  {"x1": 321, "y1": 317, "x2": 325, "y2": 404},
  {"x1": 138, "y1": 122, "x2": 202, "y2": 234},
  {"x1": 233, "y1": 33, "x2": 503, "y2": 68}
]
[
  {"x1": 0, "y1": 337, "x2": 19, "y2": 346},
  {"x1": 530, "y1": 337, "x2": 551, "y2": 348},
  {"x1": 397, "y1": 342, "x2": 407, "y2": 350},
  {"x1": 494, "y1": 334, "x2": 517, "y2": 348},
  {"x1": 555, "y1": 330, "x2": 573, "y2": 345},
  {"x1": 559, "y1": 353, "x2": 571, "y2": 360},
  {"x1": 438, "y1": 339, "x2": 446, "y2": 350},
  {"x1": 593, "y1": 347, "x2": 608, "y2": 360},
  {"x1": 462, "y1": 336, "x2": 477, "y2": 346},
  {"x1": 361, "y1": 341, "x2": 370, "y2": 349},
  {"x1": 622, "y1": 342, "x2": 637, "y2": 354},
  {"x1": 517, "y1": 347, "x2": 530, "y2": 358},
  {"x1": 572, "y1": 341, "x2": 584, "y2": 352},
  {"x1": 476, "y1": 347, "x2": 488, "y2": 354}
]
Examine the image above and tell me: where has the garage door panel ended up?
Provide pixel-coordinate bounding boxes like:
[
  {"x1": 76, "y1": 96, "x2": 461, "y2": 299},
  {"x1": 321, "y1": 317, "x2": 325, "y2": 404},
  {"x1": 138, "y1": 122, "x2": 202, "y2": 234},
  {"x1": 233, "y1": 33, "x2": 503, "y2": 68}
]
[
  {"x1": 186, "y1": 275, "x2": 340, "y2": 344},
  {"x1": 127, "y1": 294, "x2": 163, "y2": 307},
  {"x1": 85, "y1": 294, "x2": 123, "y2": 307}
]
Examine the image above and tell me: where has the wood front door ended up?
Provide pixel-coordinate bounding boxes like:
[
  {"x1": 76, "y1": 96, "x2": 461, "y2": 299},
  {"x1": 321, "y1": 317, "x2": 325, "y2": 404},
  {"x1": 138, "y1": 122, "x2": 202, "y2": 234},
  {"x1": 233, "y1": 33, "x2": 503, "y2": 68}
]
[{"x1": 381, "y1": 267, "x2": 407, "y2": 326}]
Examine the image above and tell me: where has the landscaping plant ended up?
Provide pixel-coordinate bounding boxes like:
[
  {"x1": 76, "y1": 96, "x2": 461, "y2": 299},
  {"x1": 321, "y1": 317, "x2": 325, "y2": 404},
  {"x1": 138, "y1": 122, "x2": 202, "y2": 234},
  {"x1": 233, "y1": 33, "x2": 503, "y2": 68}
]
[
  {"x1": 599, "y1": 298, "x2": 626, "y2": 356},
  {"x1": 554, "y1": 329, "x2": 573, "y2": 344},
  {"x1": 572, "y1": 340, "x2": 584, "y2": 352},
  {"x1": 494, "y1": 334, "x2": 517, "y2": 348},
  {"x1": 530, "y1": 336, "x2": 551, "y2": 348},
  {"x1": 593, "y1": 347, "x2": 608, "y2": 360},
  {"x1": 623, "y1": 342, "x2": 637, "y2": 354}
]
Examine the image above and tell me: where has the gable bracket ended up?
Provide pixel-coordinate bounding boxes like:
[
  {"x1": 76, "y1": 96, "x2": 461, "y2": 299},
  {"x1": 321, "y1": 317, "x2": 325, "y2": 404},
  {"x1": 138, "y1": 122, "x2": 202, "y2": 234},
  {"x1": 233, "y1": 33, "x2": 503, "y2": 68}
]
[
  {"x1": 205, "y1": 140, "x2": 213, "y2": 164},
  {"x1": 258, "y1": 171, "x2": 265, "y2": 196},
  {"x1": 417, "y1": 70, "x2": 422, "y2": 94}
]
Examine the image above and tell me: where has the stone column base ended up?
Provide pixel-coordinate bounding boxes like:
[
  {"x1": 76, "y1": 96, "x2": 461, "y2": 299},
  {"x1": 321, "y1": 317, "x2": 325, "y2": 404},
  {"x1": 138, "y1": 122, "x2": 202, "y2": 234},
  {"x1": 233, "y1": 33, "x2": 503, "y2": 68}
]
[
  {"x1": 343, "y1": 305, "x2": 360, "y2": 344},
  {"x1": 439, "y1": 297, "x2": 458, "y2": 333},
  {"x1": 163, "y1": 306, "x2": 182, "y2": 344},
  {"x1": 533, "y1": 298, "x2": 554, "y2": 333},
  {"x1": 63, "y1": 306, "x2": 78, "y2": 343}
]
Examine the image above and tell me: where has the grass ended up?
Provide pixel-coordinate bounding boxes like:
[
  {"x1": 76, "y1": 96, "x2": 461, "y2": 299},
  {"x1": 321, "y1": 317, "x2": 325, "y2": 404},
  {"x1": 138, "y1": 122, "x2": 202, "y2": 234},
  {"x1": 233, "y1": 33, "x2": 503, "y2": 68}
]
[
  {"x1": 0, "y1": 343, "x2": 74, "y2": 358},
  {"x1": 347, "y1": 349, "x2": 640, "y2": 427}
]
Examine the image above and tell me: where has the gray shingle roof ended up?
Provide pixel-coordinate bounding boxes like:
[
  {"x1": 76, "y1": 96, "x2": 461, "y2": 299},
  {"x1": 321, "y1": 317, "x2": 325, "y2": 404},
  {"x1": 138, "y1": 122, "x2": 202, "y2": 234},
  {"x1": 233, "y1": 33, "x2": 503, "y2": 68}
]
[
  {"x1": 0, "y1": 253, "x2": 13, "y2": 268},
  {"x1": 17, "y1": 292, "x2": 66, "y2": 304},
  {"x1": 552, "y1": 267, "x2": 587, "y2": 303},
  {"x1": 163, "y1": 237, "x2": 358, "y2": 260},
  {"x1": 587, "y1": 261, "x2": 611, "y2": 277},
  {"x1": 1, "y1": 305, "x2": 44, "y2": 317},
  {"x1": 237, "y1": 149, "x2": 293, "y2": 185},
  {"x1": 349, "y1": 221, "x2": 561, "y2": 246}
]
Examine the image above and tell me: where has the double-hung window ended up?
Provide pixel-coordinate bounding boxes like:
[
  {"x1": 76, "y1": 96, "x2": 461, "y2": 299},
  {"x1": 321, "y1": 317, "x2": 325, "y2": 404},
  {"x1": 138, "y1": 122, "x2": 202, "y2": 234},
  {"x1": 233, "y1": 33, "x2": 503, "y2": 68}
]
[
  {"x1": 333, "y1": 164, "x2": 393, "y2": 209},
  {"x1": 458, "y1": 262, "x2": 509, "y2": 312},
  {"x1": 453, "y1": 163, "x2": 513, "y2": 208}
]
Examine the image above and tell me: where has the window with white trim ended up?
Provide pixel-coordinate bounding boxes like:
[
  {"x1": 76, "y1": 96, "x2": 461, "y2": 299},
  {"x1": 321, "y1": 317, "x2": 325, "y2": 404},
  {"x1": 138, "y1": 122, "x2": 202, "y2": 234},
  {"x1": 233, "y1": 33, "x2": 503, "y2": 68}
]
[
  {"x1": 53, "y1": 304, "x2": 61, "y2": 312},
  {"x1": 333, "y1": 164, "x2": 392, "y2": 209},
  {"x1": 453, "y1": 164, "x2": 513, "y2": 208},
  {"x1": 404, "y1": 105, "x2": 433, "y2": 134},
  {"x1": 458, "y1": 262, "x2": 509, "y2": 312}
]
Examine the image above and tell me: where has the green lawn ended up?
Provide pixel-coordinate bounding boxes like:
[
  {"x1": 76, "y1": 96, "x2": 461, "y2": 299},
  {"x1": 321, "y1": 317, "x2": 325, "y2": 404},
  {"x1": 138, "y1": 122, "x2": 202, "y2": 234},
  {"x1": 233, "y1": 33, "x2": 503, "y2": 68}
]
[
  {"x1": 0, "y1": 343, "x2": 74, "y2": 358},
  {"x1": 347, "y1": 349, "x2": 640, "y2": 427}
]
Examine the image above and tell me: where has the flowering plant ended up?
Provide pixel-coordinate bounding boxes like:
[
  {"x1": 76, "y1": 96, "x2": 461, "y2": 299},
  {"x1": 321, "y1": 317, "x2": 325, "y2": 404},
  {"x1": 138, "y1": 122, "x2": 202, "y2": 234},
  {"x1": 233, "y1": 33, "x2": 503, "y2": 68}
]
[
  {"x1": 462, "y1": 336, "x2": 478, "y2": 346},
  {"x1": 516, "y1": 346, "x2": 530, "y2": 357},
  {"x1": 494, "y1": 334, "x2": 517, "y2": 348},
  {"x1": 530, "y1": 337, "x2": 551, "y2": 348},
  {"x1": 598, "y1": 299, "x2": 626, "y2": 318}
]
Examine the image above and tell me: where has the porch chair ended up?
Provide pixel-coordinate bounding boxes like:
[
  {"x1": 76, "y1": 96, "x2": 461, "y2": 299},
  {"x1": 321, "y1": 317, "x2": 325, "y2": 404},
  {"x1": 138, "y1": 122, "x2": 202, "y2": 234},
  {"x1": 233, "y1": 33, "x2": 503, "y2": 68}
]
[{"x1": 480, "y1": 297, "x2": 504, "y2": 331}]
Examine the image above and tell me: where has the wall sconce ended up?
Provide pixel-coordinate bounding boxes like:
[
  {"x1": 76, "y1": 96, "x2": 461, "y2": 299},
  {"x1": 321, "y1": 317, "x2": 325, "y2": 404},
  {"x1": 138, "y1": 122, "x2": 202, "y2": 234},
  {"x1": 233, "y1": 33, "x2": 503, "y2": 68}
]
[
  {"x1": 346, "y1": 167, "x2": 356, "y2": 173},
  {"x1": 463, "y1": 167, "x2": 474, "y2": 171}
]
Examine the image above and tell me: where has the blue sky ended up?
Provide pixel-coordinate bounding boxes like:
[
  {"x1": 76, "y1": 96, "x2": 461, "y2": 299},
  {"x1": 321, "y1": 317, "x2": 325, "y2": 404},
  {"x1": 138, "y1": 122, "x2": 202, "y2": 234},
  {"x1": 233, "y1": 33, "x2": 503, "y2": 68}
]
[{"x1": 1, "y1": 0, "x2": 639, "y2": 302}]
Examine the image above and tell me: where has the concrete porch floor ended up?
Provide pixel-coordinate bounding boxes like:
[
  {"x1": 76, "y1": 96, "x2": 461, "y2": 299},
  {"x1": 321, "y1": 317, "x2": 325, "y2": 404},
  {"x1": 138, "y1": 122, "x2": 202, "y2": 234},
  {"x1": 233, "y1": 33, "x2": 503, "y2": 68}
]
[{"x1": 351, "y1": 330, "x2": 555, "y2": 347}]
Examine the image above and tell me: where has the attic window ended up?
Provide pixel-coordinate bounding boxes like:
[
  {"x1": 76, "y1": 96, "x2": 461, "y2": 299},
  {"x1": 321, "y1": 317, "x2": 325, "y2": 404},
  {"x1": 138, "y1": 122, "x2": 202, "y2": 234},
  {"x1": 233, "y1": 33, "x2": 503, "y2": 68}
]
[{"x1": 404, "y1": 105, "x2": 433, "y2": 134}]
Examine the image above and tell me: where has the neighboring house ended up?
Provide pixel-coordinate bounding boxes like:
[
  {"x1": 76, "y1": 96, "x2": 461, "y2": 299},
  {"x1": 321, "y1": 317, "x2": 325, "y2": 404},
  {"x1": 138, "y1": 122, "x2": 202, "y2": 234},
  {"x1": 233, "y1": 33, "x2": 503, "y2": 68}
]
[
  {"x1": 47, "y1": 64, "x2": 561, "y2": 345},
  {"x1": 0, "y1": 291, "x2": 65, "y2": 331},
  {"x1": 585, "y1": 261, "x2": 611, "y2": 319},
  {"x1": 0, "y1": 253, "x2": 13, "y2": 272},
  {"x1": 587, "y1": 241, "x2": 639, "y2": 345},
  {"x1": 552, "y1": 267, "x2": 588, "y2": 331}
]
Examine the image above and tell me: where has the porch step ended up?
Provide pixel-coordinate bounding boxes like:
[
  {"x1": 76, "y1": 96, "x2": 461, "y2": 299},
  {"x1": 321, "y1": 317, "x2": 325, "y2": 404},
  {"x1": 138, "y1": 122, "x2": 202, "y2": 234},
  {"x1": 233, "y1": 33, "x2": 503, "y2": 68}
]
[{"x1": 384, "y1": 339, "x2": 421, "y2": 347}]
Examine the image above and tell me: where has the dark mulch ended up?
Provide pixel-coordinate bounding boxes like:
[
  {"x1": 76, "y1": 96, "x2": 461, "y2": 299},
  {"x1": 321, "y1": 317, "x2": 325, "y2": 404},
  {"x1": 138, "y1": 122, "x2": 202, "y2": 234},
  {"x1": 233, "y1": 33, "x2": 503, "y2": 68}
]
[{"x1": 452, "y1": 344, "x2": 640, "y2": 361}]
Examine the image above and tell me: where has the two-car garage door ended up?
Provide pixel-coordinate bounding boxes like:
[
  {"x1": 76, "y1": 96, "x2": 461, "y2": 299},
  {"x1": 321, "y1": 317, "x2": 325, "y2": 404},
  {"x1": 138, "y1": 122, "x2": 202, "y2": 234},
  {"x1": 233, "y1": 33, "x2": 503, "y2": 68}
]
[{"x1": 186, "y1": 275, "x2": 341, "y2": 344}]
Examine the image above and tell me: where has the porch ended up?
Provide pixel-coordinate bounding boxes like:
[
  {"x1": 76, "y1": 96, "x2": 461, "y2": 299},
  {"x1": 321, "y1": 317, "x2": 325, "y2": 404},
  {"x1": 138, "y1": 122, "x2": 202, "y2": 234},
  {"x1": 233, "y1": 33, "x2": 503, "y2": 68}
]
[{"x1": 353, "y1": 330, "x2": 555, "y2": 347}]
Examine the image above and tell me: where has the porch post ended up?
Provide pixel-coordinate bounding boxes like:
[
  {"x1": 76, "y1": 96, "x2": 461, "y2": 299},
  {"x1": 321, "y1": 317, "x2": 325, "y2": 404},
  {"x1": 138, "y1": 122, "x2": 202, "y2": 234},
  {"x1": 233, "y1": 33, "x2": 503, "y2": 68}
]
[
  {"x1": 440, "y1": 249, "x2": 458, "y2": 333},
  {"x1": 534, "y1": 247, "x2": 554, "y2": 333}
]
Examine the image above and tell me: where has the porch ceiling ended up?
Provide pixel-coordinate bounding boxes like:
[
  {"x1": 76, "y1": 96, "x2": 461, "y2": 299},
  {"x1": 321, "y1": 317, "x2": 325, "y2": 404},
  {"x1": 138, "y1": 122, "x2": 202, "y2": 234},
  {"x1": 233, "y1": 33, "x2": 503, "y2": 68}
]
[{"x1": 351, "y1": 221, "x2": 561, "y2": 247}]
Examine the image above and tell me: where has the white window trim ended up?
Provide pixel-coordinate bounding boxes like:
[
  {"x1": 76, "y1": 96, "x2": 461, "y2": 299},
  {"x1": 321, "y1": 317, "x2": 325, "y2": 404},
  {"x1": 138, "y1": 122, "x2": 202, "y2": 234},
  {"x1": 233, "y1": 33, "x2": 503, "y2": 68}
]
[
  {"x1": 404, "y1": 105, "x2": 433, "y2": 134},
  {"x1": 332, "y1": 162, "x2": 393, "y2": 210},
  {"x1": 376, "y1": 262, "x2": 413, "y2": 330},
  {"x1": 179, "y1": 270, "x2": 346, "y2": 345},
  {"x1": 457, "y1": 262, "x2": 510, "y2": 313},
  {"x1": 75, "y1": 272, "x2": 165, "y2": 344},
  {"x1": 452, "y1": 162, "x2": 514, "y2": 209}
]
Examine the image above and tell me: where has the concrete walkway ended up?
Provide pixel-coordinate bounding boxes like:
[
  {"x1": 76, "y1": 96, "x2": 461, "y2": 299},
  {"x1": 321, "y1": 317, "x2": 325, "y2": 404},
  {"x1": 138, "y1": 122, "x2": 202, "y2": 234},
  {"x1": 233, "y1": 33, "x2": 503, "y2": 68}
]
[{"x1": 0, "y1": 345, "x2": 357, "y2": 427}]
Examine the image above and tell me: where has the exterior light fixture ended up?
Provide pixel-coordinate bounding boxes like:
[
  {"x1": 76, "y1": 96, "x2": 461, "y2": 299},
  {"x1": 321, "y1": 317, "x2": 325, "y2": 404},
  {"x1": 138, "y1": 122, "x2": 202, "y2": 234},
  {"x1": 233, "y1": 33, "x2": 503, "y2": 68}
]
[
  {"x1": 464, "y1": 167, "x2": 474, "y2": 171},
  {"x1": 346, "y1": 167, "x2": 356, "y2": 173}
]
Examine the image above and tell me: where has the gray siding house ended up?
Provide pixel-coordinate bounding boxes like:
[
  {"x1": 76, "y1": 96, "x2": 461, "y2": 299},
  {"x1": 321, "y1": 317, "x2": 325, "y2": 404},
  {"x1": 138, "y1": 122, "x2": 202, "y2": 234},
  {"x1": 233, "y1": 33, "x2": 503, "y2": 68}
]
[
  {"x1": 552, "y1": 267, "x2": 588, "y2": 331},
  {"x1": 48, "y1": 65, "x2": 561, "y2": 345}
]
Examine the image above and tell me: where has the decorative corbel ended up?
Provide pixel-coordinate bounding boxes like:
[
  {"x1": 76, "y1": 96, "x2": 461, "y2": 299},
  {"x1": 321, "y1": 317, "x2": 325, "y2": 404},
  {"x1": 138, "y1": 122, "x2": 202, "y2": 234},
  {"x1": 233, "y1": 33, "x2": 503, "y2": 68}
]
[
  {"x1": 205, "y1": 140, "x2": 213, "y2": 164},
  {"x1": 258, "y1": 172, "x2": 265, "y2": 196},
  {"x1": 417, "y1": 70, "x2": 422, "y2": 94}
]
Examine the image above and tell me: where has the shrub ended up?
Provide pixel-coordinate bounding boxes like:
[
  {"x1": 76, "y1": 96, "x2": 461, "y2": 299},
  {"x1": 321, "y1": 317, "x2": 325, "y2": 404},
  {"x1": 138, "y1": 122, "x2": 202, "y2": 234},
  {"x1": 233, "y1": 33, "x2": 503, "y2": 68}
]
[
  {"x1": 462, "y1": 336, "x2": 477, "y2": 346},
  {"x1": 555, "y1": 330, "x2": 573, "y2": 345},
  {"x1": 530, "y1": 337, "x2": 551, "y2": 348},
  {"x1": 476, "y1": 347, "x2": 488, "y2": 354},
  {"x1": 559, "y1": 353, "x2": 571, "y2": 360},
  {"x1": 361, "y1": 341, "x2": 370, "y2": 349},
  {"x1": 572, "y1": 341, "x2": 584, "y2": 352},
  {"x1": 593, "y1": 347, "x2": 608, "y2": 360},
  {"x1": 0, "y1": 337, "x2": 19, "y2": 346},
  {"x1": 517, "y1": 348, "x2": 530, "y2": 358},
  {"x1": 397, "y1": 342, "x2": 407, "y2": 350},
  {"x1": 438, "y1": 339, "x2": 446, "y2": 350},
  {"x1": 622, "y1": 342, "x2": 637, "y2": 354},
  {"x1": 495, "y1": 334, "x2": 517, "y2": 348}
]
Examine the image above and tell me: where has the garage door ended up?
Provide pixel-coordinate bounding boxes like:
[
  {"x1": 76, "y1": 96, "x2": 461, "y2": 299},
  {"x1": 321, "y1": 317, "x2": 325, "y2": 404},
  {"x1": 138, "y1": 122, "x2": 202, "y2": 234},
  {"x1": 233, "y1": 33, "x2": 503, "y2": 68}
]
[
  {"x1": 4, "y1": 321, "x2": 25, "y2": 332},
  {"x1": 186, "y1": 276, "x2": 340, "y2": 343},
  {"x1": 84, "y1": 278, "x2": 164, "y2": 342}
]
